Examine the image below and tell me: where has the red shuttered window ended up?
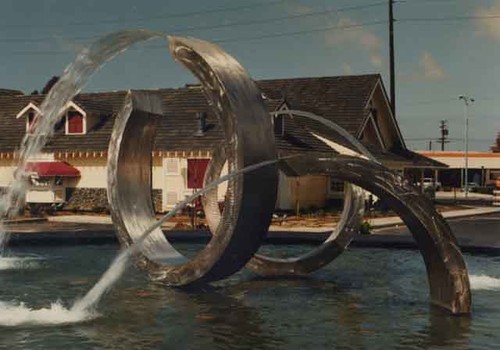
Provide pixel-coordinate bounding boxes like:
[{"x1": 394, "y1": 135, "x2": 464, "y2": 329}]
[
  {"x1": 67, "y1": 111, "x2": 84, "y2": 134},
  {"x1": 187, "y1": 159, "x2": 210, "y2": 189}
]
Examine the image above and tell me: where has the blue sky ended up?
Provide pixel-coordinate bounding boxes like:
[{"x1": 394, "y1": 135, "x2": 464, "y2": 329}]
[{"x1": 0, "y1": 0, "x2": 499, "y2": 151}]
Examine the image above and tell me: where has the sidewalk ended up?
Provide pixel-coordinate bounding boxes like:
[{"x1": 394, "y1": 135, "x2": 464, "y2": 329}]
[
  {"x1": 44, "y1": 206, "x2": 500, "y2": 233},
  {"x1": 367, "y1": 206, "x2": 500, "y2": 230}
]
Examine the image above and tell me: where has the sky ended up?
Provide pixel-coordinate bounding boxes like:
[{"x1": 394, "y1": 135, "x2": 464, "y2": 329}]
[{"x1": 0, "y1": 0, "x2": 499, "y2": 152}]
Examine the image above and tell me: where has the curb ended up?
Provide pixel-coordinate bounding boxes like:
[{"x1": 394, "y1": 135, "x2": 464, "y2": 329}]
[
  {"x1": 3, "y1": 217, "x2": 48, "y2": 225},
  {"x1": 369, "y1": 208, "x2": 500, "y2": 230}
]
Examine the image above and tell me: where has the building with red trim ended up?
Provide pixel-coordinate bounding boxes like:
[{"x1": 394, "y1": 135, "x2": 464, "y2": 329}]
[
  {"x1": 417, "y1": 151, "x2": 500, "y2": 189},
  {"x1": 0, "y1": 75, "x2": 443, "y2": 212}
]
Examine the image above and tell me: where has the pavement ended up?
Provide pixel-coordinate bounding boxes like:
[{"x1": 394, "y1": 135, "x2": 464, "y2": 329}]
[
  {"x1": 44, "y1": 206, "x2": 500, "y2": 232},
  {"x1": 436, "y1": 191, "x2": 494, "y2": 200},
  {"x1": 435, "y1": 191, "x2": 495, "y2": 206}
]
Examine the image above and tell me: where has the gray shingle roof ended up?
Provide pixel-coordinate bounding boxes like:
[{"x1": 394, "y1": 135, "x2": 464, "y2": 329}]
[
  {"x1": 0, "y1": 75, "x2": 380, "y2": 155},
  {"x1": 0, "y1": 89, "x2": 23, "y2": 96},
  {"x1": 0, "y1": 75, "x2": 442, "y2": 168}
]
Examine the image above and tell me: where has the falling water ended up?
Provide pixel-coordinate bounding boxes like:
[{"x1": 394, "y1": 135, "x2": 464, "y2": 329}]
[
  {"x1": 0, "y1": 29, "x2": 164, "y2": 254},
  {"x1": 0, "y1": 28, "x2": 285, "y2": 326},
  {"x1": 469, "y1": 274, "x2": 500, "y2": 290},
  {"x1": 70, "y1": 157, "x2": 283, "y2": 312},
  {"x1": 0, "y1": 157, "x2": 284, "y2": 326}
]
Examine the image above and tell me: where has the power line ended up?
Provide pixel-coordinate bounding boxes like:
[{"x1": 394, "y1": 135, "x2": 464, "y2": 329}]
[
  {"x1": 4, "y1": 20, "x2": 388, "y2": 56},
  {"x1": 0, "y1": 2, "x2": 387, "y2": 44},
  {"x1": 398, "y1": 15, "x2": 500, "y2": 23},
  {"x1": 213, "y1": 20, "x2": 387, "y2": 43},
  {"x1": 0, "y1": 0, "x2": 289, "y2": 29}
]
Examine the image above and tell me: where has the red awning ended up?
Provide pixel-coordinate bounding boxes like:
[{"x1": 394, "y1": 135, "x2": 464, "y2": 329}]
[{"x1": 25, "y1": 161, "x2": 80, "y2": 177}]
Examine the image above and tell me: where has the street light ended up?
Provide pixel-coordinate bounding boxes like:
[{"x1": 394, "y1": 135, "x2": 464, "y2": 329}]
[{"x1": 458, "y1": 95, "x2": 474, "y2": 198}]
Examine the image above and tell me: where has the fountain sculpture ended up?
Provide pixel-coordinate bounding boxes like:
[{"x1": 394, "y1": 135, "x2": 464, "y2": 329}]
[{"x1": 107, "y1": 35, "x2": 471, "y2": 314}]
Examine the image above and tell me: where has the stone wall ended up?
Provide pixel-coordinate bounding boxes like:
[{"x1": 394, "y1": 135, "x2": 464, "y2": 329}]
[
  {"x1": 152, "y1": 189, "x2": 162, "y2": 213},
  {"x1": 64, "y1": 188, "x2": 163, "y2": 213},
  {"x1": 64, "y1": 188, "x2": 108, "y2": 212}
]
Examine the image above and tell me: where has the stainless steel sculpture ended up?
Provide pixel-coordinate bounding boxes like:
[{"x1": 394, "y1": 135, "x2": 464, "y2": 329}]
[
  {"x1": 108, "y1": 35, "x2": 278, "y2": 286},
  {"x1": 279, "y1": 155, "x2": 471, "y2": 314},
  {"x1": 203, "y1": 108, "x2": 376, "y2": 276},
  {"x1": 107, "y1": 35, "x2": 471, "y2": 314}
]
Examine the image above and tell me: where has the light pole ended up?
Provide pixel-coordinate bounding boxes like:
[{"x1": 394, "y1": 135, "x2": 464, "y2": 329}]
[{"x1": 458, "y1": 95, "x2": 474, "y2": 198}]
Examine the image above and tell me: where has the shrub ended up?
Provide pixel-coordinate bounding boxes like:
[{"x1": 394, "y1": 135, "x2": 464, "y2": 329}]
[{"x1": 360, "y1": 221, "x2": 373, "y2": 235}]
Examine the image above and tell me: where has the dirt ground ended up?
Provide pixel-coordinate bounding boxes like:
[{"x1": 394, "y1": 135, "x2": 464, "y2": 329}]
[{"x1": 21, "y1": 203, "x2": 468, "y2": 230}]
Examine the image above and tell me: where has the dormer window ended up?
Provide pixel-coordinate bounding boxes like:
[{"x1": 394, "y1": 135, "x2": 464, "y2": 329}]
[
  {"x1": 64, "y1": 102, "x2": 86, "y2": 135},
  {"x1": 66, "y1": 110, "x2": 84, "y2": 134},
  {"x1": 16, "y1": 102, "x2": 41, "y2": 134},
  {"x1": 27, "y1": 111, "x2": 38, "y2": 134},
  {"x1": 273, "y1": 102, "x2": 290, "y2": 137}
]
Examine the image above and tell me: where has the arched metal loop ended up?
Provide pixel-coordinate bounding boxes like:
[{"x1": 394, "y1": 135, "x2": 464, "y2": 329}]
[{"x1": 107, "y1": 36, "x2": 278, "y2": 286}]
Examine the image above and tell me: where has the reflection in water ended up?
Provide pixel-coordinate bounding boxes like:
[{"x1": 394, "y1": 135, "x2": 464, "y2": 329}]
[
  {"x1": 176, "y1": 286, "x2": 283, "y2": 349},
  {"x1": 397, "y1": 308, "x2": 471, "y2": 350},
  {"x1": 77, "y1": 283, "x2": 282, "y2": 349},
  {"x1": 0, "y1": 245, "x2": 497, "y2": 349}
]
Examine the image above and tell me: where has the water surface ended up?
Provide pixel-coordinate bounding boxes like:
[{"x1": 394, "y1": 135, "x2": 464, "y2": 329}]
[{"x1": 0, "y1": 244, "x2": 499, "y2": 349}]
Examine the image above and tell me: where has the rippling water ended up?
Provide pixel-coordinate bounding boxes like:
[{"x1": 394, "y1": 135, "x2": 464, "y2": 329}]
[{"x1": 0, "y1": 244, "x2": 498, "y2": 349}]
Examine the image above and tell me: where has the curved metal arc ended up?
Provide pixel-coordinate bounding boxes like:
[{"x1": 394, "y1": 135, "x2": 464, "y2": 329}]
[
  {"x1": 203, "y1": 109, "x2": 371, "y2": 275},
  {"x1": 108, "y1": 35, "x2": 278, "y2": 286},
  {"x1": 285, "y1": 155, "x2": 471, "y2": 314},
  {"x1": 270, "y1": 109, "x2": 378, "y2": 163}
]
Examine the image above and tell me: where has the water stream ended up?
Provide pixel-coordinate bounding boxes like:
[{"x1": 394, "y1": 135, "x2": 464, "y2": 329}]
[
  {"x1": 0, "y1": 156, "x2": 284, "y2": 326},
  {"x1": 0, "y1": 29, "x2": 164, "y2": 253}
]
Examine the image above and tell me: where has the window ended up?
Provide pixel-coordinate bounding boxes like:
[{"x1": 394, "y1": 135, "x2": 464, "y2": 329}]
[
  {"x1": 165, "y1": 158, "x2": 180, "y2": 175},
  {"x1": 330, "y1": 179, "x2": 345, "y2": 193},
  {"x1": 27, "y1": 111, "x2": 38, "y2": 134},
  {"x1": 16, "y1": 102, "x2": 42, "y2": 134},
  {"x1": 187, "y1": 159, "x2": 210, "y2": 189},
  {"x1": 274, "y1": 115, "x2": 284, "y2": 136},
  {"x1": 66, "y1": 110, "x2": 85, "y2": 134},
  {"x1": 54, "y1": 176, "x2": 63, "y2": 186},
  {"x1": 166, "y1": 191, "x2": 178, "y2": 206}
]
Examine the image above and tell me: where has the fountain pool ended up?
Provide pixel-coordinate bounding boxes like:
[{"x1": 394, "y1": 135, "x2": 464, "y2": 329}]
[{"x1": 0, "y1": 244, "x2": 498, "y2": 349}]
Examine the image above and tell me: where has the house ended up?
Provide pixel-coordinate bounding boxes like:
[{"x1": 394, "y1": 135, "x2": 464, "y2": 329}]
[
  {"x1": 417, "y1": 151, "x2": 500, "y2": 189},
  {"x1": 0, "y1": 75, "x2": 443, "y2": 213}
]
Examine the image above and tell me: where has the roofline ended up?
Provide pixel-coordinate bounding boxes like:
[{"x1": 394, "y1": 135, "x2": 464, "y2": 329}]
[
  {"x1": 418, "y1": 151, "x2": 500, "y2": 158},
  {"x1": 15, "y1": 102, "x2": 41, "y2": 119},
  {"x1": 256, "y1": 73, "x2": 381, "y2": 83},
  {"x1": 363, "y1": 77, "x2": 406, "y2": 149},
  {"x1": 357, "y1": 112, "x2": 386, "y2": 150}
]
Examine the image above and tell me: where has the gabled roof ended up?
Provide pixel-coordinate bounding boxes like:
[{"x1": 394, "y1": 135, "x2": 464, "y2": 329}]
[
  {"x1": 0, "y1": 89, "x2": 23, "y2": 96},
  {"x1": 256, "y1": 74, "x2": 380, "y2": 136},
  {"x1": 0, "y1": 75, "x2": 414, "y2": 162}
]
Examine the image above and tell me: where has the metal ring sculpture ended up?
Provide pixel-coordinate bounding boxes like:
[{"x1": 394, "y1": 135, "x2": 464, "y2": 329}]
[
  {"x1": 107, "y1": 35, "x2": 471, "y2": 314},
  {"x1": 108, "y1": 35, "x2": 278, "y2": 286},
  {"x1": 202, "y1": 109, "x2": 376, "y2": 276},
  {"x1": 282, "y1": 155, "x2": 472, "y2": 314}
]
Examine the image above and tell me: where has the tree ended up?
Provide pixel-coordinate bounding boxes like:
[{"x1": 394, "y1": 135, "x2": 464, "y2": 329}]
[
  {"x1": 41, "y1": 76, "x2": 59, "y2": 94},
  {"x1": 492, "y1": 132, "x2": 500, "y2": 153}
]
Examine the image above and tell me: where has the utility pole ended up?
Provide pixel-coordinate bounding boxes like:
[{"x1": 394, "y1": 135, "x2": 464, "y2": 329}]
[
  {"x1": 428, "y1": 140, "x2": 432, "y2": 151},
  {"x1": 389, "y1": 0, "x2": 396, "y2": 117},
  {"x1": 458, "y1": 95, "x2": 474, "y2": 198},
  {"x1": 438, "y1": 120, "x2": 449, "y2": 151}
]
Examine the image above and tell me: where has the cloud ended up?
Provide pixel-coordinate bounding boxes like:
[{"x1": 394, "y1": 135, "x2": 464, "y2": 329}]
[
  {"x1": 325, "y1": 17, "x2": 384, "y2": 68},
  {"x1": 476, "y1": 2, "x2": 500, "y2": 41},
  {"x1": 419, "y1": 51, "x2": 446, "y2": 80},
  {"x1": 342, "y1": 63, "x2": 353, "y2": 75},
  {"x1": 370, "y1": 54, "x2": 383, "y2": 68},
  {"x1": 401, "y1": 51, "x2": 446, "y2": 82}
]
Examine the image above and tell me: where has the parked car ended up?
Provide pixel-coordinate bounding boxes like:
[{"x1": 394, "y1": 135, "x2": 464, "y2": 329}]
[
  {"x1": 462, "y1": 182, "x2": 479, "y2": 192},
  {"x1": 415, "y1": 178, "x2": 441, "y2": 191}
]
